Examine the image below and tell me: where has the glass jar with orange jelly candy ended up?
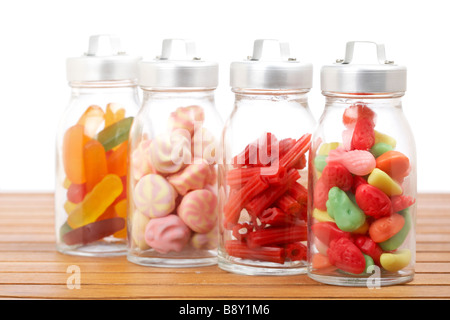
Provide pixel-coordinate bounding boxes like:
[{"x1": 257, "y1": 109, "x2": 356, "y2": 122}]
[
  {"x1": 55, "y1": 35, "x2": 141, "y2": 256},
  {"x1": 307, "y1": 42, "x2": 416, "y2": 286}
]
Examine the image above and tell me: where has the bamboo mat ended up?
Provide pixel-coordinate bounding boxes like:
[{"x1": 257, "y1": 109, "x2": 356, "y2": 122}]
[{"x1": 0, "y1": 192, "x2": 449, "y2": 300}]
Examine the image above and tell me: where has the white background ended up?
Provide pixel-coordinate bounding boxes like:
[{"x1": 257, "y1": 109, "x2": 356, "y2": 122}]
[{"x1": 0, "y1": 0, "x2": 448, "y2": 193}]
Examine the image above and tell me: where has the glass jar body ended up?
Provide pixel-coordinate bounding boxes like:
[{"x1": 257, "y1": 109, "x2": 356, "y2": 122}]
[
  {"x1": 127, "y1": 89, "x2": 222, "y2": 267},
  {"x1": 307, "y1": 92, "x2": 417, "y2": 286},
  {"x1": 55, "y1": 81, "x2": 140, "y2": 256},
  {"x1": 218, "y1": 89, "x2": 316, "y2": 275}
]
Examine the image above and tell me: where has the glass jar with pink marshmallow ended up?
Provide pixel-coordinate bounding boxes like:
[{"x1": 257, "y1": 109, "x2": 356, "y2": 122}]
[
  {"x1": 307, "y1": 41, "x2": 417, "y2": 286},
  {"x1": 127, "y1": 39, "x2": 222, "y2": 267}
]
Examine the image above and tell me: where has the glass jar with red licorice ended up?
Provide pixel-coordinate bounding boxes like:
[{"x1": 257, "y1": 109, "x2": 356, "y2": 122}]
[
  {"x1": 218, "y1": 39, "x2": 316, "y2": 275},
  {"x1": 307, "y1": 41, "x2": 416, "y2": 286}
]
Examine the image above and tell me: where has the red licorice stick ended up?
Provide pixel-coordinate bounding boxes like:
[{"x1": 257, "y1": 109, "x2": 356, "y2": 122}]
[
  {"x1": 232, "y1": 132, "x2": 278, "y2": 167},
  {"x1": 246, "y1": 223, "x2": 307, "y2": 248},
  {"x1": 259, "y1": 207, "x2": 297, "y2": 226},
  {"x1": 278, "y1": 138, "x2": 296, "y2": 157},
  {"x1": 245, "y1": 169, "x2": 300, "y2": 217},
  {"x1": 288, "y1": 182, "x2": 308, "y2": 205},
  {"x1": 275, "y1": 193, "x2": 301, "y2": 215},
  {"x1": 223, "y1": 174, "x2": 269, "y2": 229},
  {"x1": 232, "y1": 222, "x2": 254, "y2": 242},
  {"x1": 226, "y1": 166, "x2": 285, "y2": 188},
  {"x1": 225, "y1": 240, "x2": 285, "y2": 264},
  {"x1": 62, "y1": 217, "x2": 125, "y2": 245},
  {"x1": 279, "y1": 133, "x2": 312, "y2": 170},
  {"x1": 285, "y1": 242, "x2": 307, "y2": 261}
]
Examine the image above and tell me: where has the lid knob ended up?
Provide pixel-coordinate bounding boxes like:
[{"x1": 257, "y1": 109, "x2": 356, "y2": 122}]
[
  {"x1": 86, "y1": 34, "x2": 122, "y2": 57},
  {"x1": 230, "y1": 39, "x2": 312, "y2": 90},
  {"x1": 321, "y1": 41, "x2": 407, "y2": 93},
  {"x1": 66, "y1": 34, "x2": 141, "y2": 83},
  {"x1": 138, "y1": 39, "x2": 218, "y2": 89}
]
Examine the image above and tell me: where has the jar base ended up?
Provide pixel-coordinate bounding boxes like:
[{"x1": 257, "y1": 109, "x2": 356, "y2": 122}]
[
  {"x1": 218, "y1": 255, "x2": 306, "y2": 276},
  {"x1": 127, "y1": 248, "x2": 217, "y2": 268},
  {"x1": 57, "y1": 241, "x2": 127, "y2": 257},
  {"x1": 307, "y1": 271, "x2": 414, "y2": 287}
]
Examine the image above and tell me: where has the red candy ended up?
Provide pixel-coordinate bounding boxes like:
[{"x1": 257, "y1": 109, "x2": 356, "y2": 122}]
[
  {"x1": 351, "y1": 117, "x2": 375, "y2": 151},
  {"x1": 311, "y1": 222, "x2": 351, "y2": 246},
  {"x1": 354, "y1": 235, "x2": 383, "y2": 266},
  {"x1": 351, "y1": 175, "x2": 367, "y2": 194},
  {"x1": 391, "y1": 195, "x2": 416, "y2": 212},
  {"x1": 313, "y1": 178, "x2": 330, "y2": 211},
  {"x1": 342, "y1": 103, "x2": 376, "y2": 127},
  {"x1": 327, "y1": 237, "x2": 366, "y2": 274},
  {"x1": 66, "y1": 183, "x2": 87, "y2": 204},
  {"x1": 232, "y1": 222, "x2": 254, "y2": 242},
  {"x1": 355, "y1": 184, "x2": 392, "y2": 219},
  {"x1": 224, "y1": 132, "x2": 311, "y2": 265},
  {"x1": 321, "y1": 163, "x2": 353, "y2": 191},
  {"x1": 259, "y1": 207, "x2": 297, "y2": 226},
  {"x1": 285, "y1": 242, "x2": 307, "y2": 261}
]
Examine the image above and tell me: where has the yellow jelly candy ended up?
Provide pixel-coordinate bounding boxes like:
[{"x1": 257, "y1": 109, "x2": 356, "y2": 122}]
[
  {"x1": 374, "y1": 130, "x2": 397, "y2": 148},
  {"x1": 64, "y1": 200, "x2": 77, "y2": 215},
  {"x1": 312, "y1": 208, "x2": 335, "y2": 223},
  {"x1": 380, "y1": 249, "x2": 411, "y2": 272},
  {"x1": 353, "y1": 220, "x2": 369, "y2": 234},
  {"x1": 367, "y1": 168, "x2": 402, "y2": 196},
  {"x1": 63, "y1": 177, "x2": 71, "y2": 189},
  {"x1": 113, "y1": 199, "x2": 127, "y2": 239},
  {"x1": 318, "y1": 142, "x2": 340, "y2": 156},
  {"x1": 67, "y1": 174, "x2": 123, "y2": 229}
]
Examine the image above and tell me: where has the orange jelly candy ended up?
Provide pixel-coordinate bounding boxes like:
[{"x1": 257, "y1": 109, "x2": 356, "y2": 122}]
[
  {"x1": 105, "y1": 103, "x2": 125, "y2": 128},
  {"x1": 376, "y1": 150, "x2": 410, "y2": 181},
  {"x1": 369, "y1": 212, "x2": 405, "y2": 243},
  {"x1": 84, "y1": 139, "x2": 108, "y2": 192},
  {"x1": 63, "y1": 124, "x2": 90, "y2": 184},
  {"x1": 106, "y1": 141, "x2": 128, "y2": 177},
  {"x1": 77, "y1": 105, "x2": 105, "y2": 137}
]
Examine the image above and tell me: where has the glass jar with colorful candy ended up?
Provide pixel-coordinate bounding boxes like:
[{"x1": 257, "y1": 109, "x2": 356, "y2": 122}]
[
  {"x1": 307, "y1": 41, "x2": 416, "y2": 286},
  {"x1": 55, "y1": 35, "x2": 141, "y2": 256},
  {"x1": 127, "y1": 39, "x2": 222, "y2": 267},
  {"x1": 218, "y1": 40, "x2": 316, "y2": 275}
]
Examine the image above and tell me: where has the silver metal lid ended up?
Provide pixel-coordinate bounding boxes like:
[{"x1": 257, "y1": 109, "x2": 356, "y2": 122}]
[
  {"x1": 66, "y1": 35, "x2": 141, "y2": 83},
  {"x1": 138, "y1": 39, "x2": 218, "y2": 89},
  {"x1": 321, "y1": 41, "x2": 407, "y2": 93},
  {"x1": 230, "y1": 39, "x2": 313, "y2": 90}
]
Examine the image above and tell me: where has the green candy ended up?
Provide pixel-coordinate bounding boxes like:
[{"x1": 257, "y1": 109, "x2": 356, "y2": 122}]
[
  {"x1": 370, "y1": 142, "x2": 393, "y2": 158},
  {"x1": 314, "y1": 155, "x2": 327, "y2": 172},
  {"x1": 96, "y1": 117, "x2": 134, "y2": 152},
  {"x1": 379, "y1": 208, "x2": 411, "y2": 251},
  {"x1": 363, "y1": 254, "x2": 375, "y2": 274},
  {"x1": 326, "y1": 187, "x2": 366, "y2": 232},
  {"x1": 59, "y1": 222, "x2": 72, "y2": 242}
]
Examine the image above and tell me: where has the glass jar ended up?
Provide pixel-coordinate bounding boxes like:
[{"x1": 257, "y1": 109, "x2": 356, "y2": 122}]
[
  {"x1": 55, "y1": 35, "x2": 141, "y2": 256},
  {"x1": 127, "y1": 39, "x2": 222, "y2": 267},
  {"x1": 218, "y1": 39, "x2": 316, "y2": 275},
  {"x1": 307, "y1": 41, "x2": 416, "y2": 286}
]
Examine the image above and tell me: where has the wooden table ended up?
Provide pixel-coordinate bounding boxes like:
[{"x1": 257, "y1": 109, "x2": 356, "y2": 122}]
[{"x1": 1, "y1": 193, "x2": 450, "y2": 300}]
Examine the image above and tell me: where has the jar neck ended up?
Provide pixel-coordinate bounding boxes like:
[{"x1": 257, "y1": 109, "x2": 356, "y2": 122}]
[
  {"x1": 141, "y1": 88, "x2": 216, "y2": 102},
  {"x1": 233, "y1": 88, "x2": 310, "y2": 103},
  {"x1": 323, "y1": 92, "x2": 404, "y2": 109},
  {"x1": 69, "y1": 80, "x2": 138, "y2": 95}
]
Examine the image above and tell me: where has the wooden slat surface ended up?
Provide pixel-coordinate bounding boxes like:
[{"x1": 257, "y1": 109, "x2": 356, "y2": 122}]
[{"x1": 0, "y1": 192, "x2": 450, "y2": 300}]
